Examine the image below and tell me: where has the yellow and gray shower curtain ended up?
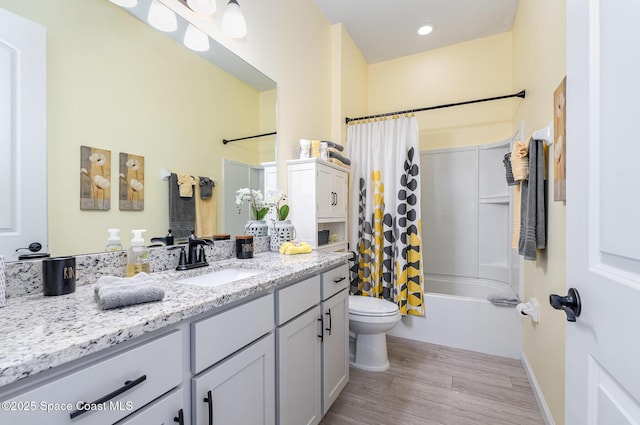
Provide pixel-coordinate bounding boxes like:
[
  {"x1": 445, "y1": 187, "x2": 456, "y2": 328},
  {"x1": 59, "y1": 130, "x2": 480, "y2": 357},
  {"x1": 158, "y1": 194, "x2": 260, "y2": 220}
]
[{"x1": 347, "y1": 116, "x2": 424, "y2": 316}]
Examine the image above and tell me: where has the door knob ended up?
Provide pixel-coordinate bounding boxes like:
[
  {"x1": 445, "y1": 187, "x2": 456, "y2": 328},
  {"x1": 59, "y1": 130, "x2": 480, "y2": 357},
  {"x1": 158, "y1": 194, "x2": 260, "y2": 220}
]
[{"x1": 549, "y1": 288, "x2": 582, "y2": 322}]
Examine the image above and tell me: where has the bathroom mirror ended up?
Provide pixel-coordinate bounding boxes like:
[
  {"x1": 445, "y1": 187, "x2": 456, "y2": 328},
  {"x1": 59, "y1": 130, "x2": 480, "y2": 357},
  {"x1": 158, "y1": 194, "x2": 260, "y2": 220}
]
[{"x1": 0, "y1": 0, "x2": 277, "y2": 260}]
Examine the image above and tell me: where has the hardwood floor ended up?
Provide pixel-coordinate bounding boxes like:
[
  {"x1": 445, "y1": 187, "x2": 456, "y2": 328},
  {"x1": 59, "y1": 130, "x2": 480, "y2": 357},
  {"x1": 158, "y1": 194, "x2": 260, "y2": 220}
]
[{"x1": 320, "y1": 335, "x2": 545, "y2": 425}]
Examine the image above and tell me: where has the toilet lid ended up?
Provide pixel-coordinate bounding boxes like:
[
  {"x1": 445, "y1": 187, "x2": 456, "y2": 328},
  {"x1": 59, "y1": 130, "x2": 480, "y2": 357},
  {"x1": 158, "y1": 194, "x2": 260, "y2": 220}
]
[{"x1": 349, "y1": 295, "x2": 399, "y2": 316}]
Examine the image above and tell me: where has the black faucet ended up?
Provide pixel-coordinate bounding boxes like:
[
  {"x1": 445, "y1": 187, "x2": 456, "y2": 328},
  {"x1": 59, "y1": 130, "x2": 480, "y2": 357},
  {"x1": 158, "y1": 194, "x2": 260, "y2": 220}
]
[{"x1": 187, "y1": 238, "x2": 214, "y2": 267}]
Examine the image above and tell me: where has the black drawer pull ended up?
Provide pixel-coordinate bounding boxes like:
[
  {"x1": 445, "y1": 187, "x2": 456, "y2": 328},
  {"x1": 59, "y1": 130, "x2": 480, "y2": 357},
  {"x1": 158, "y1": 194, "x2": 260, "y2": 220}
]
[
  {"x1": 174, "y1": 408, "x2": 184, "y2": 424},
  {"x1": 332, "y1": 276, "x2": 346, "y2": 283},
  {"x1": 204, "y1": 390, "x2": 213, "y2": 425},
  {"x1": 70, "y1": 375, "x2": 147, "y2": 419},
  {"x1": 317, "y1": 316, "x2": 324, "y2": 342},
  {"x1": 325, "y1": 309, "x2": 332, "y2": 335}
]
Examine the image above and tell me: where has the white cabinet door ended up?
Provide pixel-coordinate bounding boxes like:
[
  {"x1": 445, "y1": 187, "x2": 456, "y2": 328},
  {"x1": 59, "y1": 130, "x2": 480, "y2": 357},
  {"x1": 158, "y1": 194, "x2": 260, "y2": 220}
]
[
  {"x1": 316, "y1": 167, "x2": 333, "y2": 218},
  {"x1": 321, "y1": 289, "x2": 349, "y2": 415},
  {"x1": 330, "y1": 170, "x2": 348, "y2": 219},
  {"x1": 117, "y1": 388, "x2": 184, "y2": 425},
  {"x1": 0, "y1": 9, "x2": 47, "y2": 261},
  {"x1": 277, "y1": 306, "x2": 322, "y2": 425},
  {"x1": 192, "y1": 335, "x2": 275, "y2": 425}
]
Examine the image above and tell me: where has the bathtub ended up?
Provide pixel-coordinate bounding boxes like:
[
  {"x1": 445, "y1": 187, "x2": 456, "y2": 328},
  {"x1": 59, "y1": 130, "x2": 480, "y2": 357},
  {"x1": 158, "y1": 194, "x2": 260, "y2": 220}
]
[{"x1": 388, "y1": 274, "x2": 522, "y2": 359}]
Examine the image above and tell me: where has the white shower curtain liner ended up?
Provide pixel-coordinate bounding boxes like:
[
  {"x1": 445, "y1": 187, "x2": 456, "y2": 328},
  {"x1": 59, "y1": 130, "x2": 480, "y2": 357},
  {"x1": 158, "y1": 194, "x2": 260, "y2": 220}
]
[{"x1": 347, "y1": 116, "x2": 424, "y2": 316}]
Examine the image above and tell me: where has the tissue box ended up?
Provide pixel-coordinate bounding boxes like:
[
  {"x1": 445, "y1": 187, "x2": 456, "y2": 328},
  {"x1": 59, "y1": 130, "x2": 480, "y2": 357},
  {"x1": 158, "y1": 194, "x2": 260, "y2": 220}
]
[{"x1": 0, "y1": 256, "x2": 5, "y2": 307}]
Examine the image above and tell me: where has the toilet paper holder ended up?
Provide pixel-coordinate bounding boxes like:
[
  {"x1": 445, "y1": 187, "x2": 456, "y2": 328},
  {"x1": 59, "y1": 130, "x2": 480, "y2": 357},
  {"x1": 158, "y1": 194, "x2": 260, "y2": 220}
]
[{"x1": 516, "y1": 299, "x2": 539, "y2": 323}]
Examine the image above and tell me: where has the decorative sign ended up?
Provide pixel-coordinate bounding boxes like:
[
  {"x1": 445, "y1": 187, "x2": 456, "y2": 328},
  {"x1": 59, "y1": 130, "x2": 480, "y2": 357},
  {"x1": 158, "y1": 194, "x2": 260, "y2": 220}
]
[
  {"x1": 80, "y1": 146, "x2": 111, "y2": 210},
  {"x1": 554, "y1": 77, "x2": 566, "y2": 201},
  {"x1": 119, "y1": 152, "x2": 145, "y2": 211}
]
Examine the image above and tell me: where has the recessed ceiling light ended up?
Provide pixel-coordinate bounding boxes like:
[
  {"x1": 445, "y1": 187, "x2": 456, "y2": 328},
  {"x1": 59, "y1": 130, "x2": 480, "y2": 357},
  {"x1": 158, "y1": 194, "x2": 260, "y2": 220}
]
[{"x1": 417, "y1": 24, "x2": 434, "y2": 36}]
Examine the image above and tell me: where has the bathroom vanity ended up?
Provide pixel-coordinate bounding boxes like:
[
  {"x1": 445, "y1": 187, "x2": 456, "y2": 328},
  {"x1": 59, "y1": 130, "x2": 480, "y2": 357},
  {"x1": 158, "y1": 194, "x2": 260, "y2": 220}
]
[{"x1": 0, "y1": 251, "x2": 350, "y2": 425}]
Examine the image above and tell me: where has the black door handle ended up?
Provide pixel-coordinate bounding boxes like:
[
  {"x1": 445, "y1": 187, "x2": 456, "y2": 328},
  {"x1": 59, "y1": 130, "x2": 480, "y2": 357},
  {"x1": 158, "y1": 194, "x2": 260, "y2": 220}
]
[
  {"x1": 549, "y1": 288, "x2": 582, "y2": 322},
  {"x1": 203, "y1": 390, "x2": 213, "y2": 425},
  {"x1": 174, "y1": 408, "x2": 184, "y2": 424},
  {"x1": 325, "y1": 309, "x2": 332, "y2": 335}
]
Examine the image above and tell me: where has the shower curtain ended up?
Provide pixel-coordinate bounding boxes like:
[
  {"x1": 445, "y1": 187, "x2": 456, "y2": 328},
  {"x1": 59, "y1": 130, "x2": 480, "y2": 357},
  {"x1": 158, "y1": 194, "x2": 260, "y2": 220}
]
[{"x1": 347, "y1": 116, "x2": 424, "y2": 316}]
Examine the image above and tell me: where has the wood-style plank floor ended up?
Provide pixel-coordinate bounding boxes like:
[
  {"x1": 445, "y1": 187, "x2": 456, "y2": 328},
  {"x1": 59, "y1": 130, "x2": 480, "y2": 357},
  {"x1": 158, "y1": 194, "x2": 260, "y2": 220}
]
[{"x1": 320, "y1": 335, "x2": 545, "y2": 425}]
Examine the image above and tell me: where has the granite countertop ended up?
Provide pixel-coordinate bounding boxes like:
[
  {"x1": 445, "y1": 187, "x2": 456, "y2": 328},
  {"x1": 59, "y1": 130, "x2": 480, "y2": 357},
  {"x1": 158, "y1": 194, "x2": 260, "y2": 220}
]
[{"x1": 0, "y1": 251, "x2": 350, "y2": 388}]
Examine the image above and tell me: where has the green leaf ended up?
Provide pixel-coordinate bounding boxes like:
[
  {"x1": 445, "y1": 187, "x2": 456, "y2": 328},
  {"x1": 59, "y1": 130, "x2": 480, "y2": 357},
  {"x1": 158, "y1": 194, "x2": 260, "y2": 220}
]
[
  {"x1": 278, "y1": 204, "x2": 289, "y2": 221},
  {"x1": 256, "y1": 207, "x2": 269, "y2": 220}
]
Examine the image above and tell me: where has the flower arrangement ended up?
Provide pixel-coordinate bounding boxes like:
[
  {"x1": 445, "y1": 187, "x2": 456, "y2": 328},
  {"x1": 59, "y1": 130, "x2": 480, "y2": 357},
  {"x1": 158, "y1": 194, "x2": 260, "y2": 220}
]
[
  {"x1": 236, "y1": 188, "x2": 270, "y2": 220},
  {"x1": 268, "y1": 190, "x2": 289, "y2": 221}
]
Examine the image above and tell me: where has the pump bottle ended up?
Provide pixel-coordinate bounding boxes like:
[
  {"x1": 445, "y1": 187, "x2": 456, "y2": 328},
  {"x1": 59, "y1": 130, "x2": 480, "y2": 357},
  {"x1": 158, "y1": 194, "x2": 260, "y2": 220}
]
[
  {"x1": 126, "y1": 229, "x2": 150, "y2": 277},
  {"x1": 105, "y1": 228, "x2": 123, "y2": 252}
]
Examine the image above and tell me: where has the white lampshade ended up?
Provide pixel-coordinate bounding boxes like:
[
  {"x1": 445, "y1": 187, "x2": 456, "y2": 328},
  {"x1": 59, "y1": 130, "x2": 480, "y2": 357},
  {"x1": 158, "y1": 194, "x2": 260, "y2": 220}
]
[
  {"x1": 109, "y1": 0, "x2": 137, "y2": 7},
  {"x1": 148, "y1": 0, "x2": 178, "y2": 32},
  {"x1": 222, "y1": 0, "x2": 247, "y2": 39},
  {"x1": 187, "y1": 0, "x2": 216, "y2": 16},
  {"x1": 184, "y1": 24, "x2": 210, "y2": 52}
]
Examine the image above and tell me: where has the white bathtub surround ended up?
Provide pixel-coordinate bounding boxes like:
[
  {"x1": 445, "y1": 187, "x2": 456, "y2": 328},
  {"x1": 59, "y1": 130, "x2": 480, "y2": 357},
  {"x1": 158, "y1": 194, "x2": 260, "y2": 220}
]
[
  {"x1": 388, "y1": 275, "x2": 522, "y2": 359},
  {"x1": 347, "y1": 116, "x2": 424, "y2": 316}
]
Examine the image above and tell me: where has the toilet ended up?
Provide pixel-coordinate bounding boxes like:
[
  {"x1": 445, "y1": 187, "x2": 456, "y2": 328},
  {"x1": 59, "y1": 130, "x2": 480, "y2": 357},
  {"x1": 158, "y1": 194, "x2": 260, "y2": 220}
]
[{"x1": 348, "y1": 295, "x2": 401, "y2": 372}]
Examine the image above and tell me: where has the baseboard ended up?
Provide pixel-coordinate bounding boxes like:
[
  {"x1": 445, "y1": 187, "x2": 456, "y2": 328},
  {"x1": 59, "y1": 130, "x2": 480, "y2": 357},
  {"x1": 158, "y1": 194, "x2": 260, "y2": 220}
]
[{"x1": 520, "y1": 351, "x2": 556, "y2": 425}]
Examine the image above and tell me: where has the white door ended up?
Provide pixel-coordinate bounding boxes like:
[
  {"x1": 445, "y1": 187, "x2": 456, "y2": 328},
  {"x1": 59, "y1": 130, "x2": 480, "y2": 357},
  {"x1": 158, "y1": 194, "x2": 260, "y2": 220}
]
[
  {"x1": 565, "y1": 0, "x2": 640, "y2": 423},
  {"x1": 0, "y1": 9, "x2": 47, "y2": 261}
]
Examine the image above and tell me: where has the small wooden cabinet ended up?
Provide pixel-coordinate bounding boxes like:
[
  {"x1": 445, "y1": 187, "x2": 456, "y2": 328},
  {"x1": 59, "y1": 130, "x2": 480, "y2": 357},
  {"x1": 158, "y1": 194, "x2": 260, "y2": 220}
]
[{"x1": 287, "y1": 159, "x2": 349, "y2": 251}]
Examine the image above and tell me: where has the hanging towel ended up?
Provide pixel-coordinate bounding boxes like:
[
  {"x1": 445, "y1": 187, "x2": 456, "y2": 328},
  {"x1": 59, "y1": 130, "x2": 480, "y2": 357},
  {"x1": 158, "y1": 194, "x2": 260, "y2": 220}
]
[
  {"x1": 512, "y1": 184, "x2": 522, "y2": 249},
  {"x1": 195, "y1": 177, "x2": 217, "y2": 239},
  {"x1": 518, "y1": 139, "x2": 547, "y2": 260},
  {"x1": 177, "y1": 173, "x2": 196, "y2": 197},
  {"x1": 503, "y1": 152, "x2": 518, "y2": 186},
  {"x1": 199, "y1": 177, "x2": 214, "y2": 200},
  {"x1": 328, "y1": 150, "x2": 351, "y2": 166},
  {"x1": 510, "y1": 140, "x2": 529, "y2": 181},
  {"x1": 169, "y1": 173, "x2": 195, "y2": 240},
  {"x1": 94, "y1": 272, "x2": 165, "y2": 310}
]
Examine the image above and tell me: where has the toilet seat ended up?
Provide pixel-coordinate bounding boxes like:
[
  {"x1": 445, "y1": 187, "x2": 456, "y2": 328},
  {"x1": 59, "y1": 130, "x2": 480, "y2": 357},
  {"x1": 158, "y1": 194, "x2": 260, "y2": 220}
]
[{"x1": 349, "y1": 295, "x2": 399, "y2": 317}]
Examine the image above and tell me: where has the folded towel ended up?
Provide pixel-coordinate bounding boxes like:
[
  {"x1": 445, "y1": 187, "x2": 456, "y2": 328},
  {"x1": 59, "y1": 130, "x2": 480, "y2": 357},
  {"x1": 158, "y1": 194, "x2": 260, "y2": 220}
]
[
  {"x1": 328, "y1": 150, "x2": 351, "y2": 166},
  {"x1": 322, "y1": 140, "x2": 344, "y2": 152},
  {"x1": 195, "y1": 177, "x2": 217, "y2": 239},
  {"x1": 95, "y1": 272, "x2": 165, "y2": 310},
  {"x1": 199, "y1": 177, "x2": 214, "y2": 200},
  {"x1": 279, "y1": 241, "x2": 312, "y2": 255},
  {"x1": 328, "y1": 158, "x2": 350, "y2": 169},
  {"x1": 510, "y1": 140, "x2": 529, "y2": 181},
  {"x1": 169, "y1": 173, "x2": 196, "y2": 239},
  {"x1": 177, "y1": 173, "x2": 196, "y2": 197},
  {"x1": 503, "y1": 152, "x2": 517, "y2": 186},
  {"x1": 518, "y1": 139, "x2": 547, "y2": 260},
  {"x1": 487, "y1": 294, "x2": 519, "y2": 307}
]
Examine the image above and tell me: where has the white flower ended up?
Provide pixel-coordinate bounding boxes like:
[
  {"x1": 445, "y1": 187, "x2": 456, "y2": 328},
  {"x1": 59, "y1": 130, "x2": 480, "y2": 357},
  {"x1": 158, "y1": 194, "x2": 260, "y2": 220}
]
[
  {"x1": 129, "y1": 178, "x2": 144, "y2": 192},
  {"x1": 89, "y1": 152, "x2": 107, "y2": 166},
  {"x1": 125, "y1": 158, "x2": 141, "y2": 171},
  {"x1": 93, "y1": 175, "x2": 110, "y2": 189}
]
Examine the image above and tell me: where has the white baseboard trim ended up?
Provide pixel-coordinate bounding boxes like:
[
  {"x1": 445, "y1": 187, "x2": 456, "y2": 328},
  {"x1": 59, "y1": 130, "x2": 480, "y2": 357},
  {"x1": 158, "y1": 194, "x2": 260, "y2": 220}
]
[{"x1": 521, "y1": 351, "x2": 556, "y2": 425}]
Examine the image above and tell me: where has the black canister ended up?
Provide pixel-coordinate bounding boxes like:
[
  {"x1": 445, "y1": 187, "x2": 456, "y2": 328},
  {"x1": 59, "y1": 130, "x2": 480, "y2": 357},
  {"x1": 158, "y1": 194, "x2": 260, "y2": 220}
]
[
  {"x1": 42, "y1": 256, "x2": 76, "y2": 296},
  {"x1": 236, "y1": 235, "x2": 254, "y2": 259}
]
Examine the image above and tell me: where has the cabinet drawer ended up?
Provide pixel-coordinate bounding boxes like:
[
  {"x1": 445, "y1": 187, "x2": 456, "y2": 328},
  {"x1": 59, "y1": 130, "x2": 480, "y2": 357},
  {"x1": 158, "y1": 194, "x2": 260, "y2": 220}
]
[
  {"x1": 192, "y1": 294, "x2": 274, "y2": 374},
  {"x1": 276, "y1": 275, "x2": 320, "y2": 325},
  {"x1": 3, "y1": 330, "x2": 183, "y2": 425},
  {"x1": 117, "y1": 387, "x2": 184, "y2": 425},
  {"x1": 321, "y1": 264, "x2": 349, "y2": 300}
]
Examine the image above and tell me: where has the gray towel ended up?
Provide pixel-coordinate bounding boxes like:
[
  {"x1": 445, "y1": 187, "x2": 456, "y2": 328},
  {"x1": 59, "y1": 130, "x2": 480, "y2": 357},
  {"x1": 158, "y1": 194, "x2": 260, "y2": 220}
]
[
  {"x1": 199, "y1": 176, "x2": 214, "y2": 200},
  {"x1": 95, "y1": 273, "x2": 165, "y2": 310},
  {"x1": 503, "y1": 152, "x2": 517, "y2": 186},
  {"x1": 328, "y1": 150, "x2": 351, "y2": 165},
  {"x1": 169, "y1": 173, "x2": 195, "y2": 239},
  {"x1": 322, "y1": 140, "x2": 344, "y2": 152},
  {"x1": 518, "y1": 139, "x2": 547, "y2": 260}
]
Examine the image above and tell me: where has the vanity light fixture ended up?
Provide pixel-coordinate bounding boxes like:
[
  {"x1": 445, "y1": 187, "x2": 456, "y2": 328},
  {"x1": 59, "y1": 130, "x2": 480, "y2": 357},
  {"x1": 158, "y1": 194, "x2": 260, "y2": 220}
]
[
  {"x1": 109, "y1": 0, "x2": 137, "y2": 7},
  {"x1": 417, "y1": 24, "x2": 434, "y2": 36},
  {"x1": 186, "y1": 0, "x2": 216, "y2": 16},
  {"x1": 222, "y1": 0, "x2": 247, "y2": 38},
  {"x1": 184, "y1": 23, "x2": 210, "y2": 51},
  {"x1": 148, "y1": 0, "x2": 178, "y2": 32}
]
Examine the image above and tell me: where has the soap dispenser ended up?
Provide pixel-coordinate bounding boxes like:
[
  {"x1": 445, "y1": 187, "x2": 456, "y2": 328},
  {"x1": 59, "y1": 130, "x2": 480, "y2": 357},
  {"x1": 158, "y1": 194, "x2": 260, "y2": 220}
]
[
  {"x1": 105, "y1": 228, "x2": 123, "y2": 252},
  {"x1": 126, "y1": 229, "x2": 150, "y2": 277}
]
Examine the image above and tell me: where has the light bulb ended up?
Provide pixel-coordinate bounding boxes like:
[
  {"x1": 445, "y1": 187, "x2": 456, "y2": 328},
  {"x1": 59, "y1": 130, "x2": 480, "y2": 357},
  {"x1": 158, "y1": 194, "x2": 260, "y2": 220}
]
[
  {"x1": 148, "y1": 0, "x2": 178, "y2": 32},
  {"x1": 222, "y1": 0, "x2": 247, "y2": 39},
  {"x1": 417, "y1": 24, "x2": 434, "y2": 36},
  {"x1": 184, "y1": 24, "x2": 210, "y2": 52},
  {"x1": 187, "y1": 0, "x2": 217, "y2": 16},
  {"x1": 109, "y1": 0, "x2": 137, "y2": 7}
]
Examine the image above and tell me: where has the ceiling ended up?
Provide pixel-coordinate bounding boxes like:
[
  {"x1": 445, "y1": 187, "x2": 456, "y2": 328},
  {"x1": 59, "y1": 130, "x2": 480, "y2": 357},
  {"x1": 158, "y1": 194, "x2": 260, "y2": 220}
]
[{"x1": 315, "y1": 0, "x2": 519, "y2": 64}]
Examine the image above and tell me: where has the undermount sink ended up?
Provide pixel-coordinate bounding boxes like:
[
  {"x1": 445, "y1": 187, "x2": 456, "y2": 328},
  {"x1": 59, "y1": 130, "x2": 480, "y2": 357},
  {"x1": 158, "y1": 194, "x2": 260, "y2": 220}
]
[{"x1": 175, "y1": 267, "x2": 265, "y2": 288}]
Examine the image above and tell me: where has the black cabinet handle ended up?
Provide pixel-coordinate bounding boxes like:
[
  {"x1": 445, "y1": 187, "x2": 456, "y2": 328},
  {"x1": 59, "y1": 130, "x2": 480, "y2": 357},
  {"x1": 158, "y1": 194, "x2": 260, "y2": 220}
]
[
  {"x1": 317, "y1": 316, "x2": 324, "y2": 342},
  {"x1": 70, "y1": 375, "x2": 147, "y2": 419},
  {"x1": 174, "y1": 408, "x2": 184, "y2": 425},
  {"x1": 203, "y1": 390, "x2": 213, "y2": 425},
  {"x1": 550, "y1": 288, "x2": 582, "y2": 322},
  {"x1": 332, "y1": 276, "x2": 346, "y2": 283},
  {"x1": 325, "y1": 309, "x2": 332, "y2": 335}
]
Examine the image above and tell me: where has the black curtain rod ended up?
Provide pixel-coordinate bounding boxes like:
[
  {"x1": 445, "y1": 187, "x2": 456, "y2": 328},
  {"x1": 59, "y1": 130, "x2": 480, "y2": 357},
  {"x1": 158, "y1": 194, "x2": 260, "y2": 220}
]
[
  {"x1": 344, "y1": 90, "x2": 526, "y2": 124},
  {"x1": 222, "y1": 131, "x2": 277, "y2": 145}
]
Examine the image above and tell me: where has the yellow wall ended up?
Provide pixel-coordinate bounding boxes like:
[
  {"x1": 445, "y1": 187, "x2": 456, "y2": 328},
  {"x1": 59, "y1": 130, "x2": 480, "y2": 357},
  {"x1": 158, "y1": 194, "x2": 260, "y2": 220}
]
[
  {"x1": 512, "y1": 0, "x2": 567, "y2": 423},
  {"x1": 368, "y1": 33, "x2": 515, "y2": 150}
]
